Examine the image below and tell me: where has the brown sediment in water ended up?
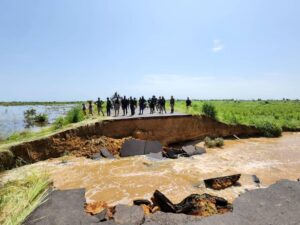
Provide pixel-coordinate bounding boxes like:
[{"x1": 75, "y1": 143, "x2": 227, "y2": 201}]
[
  {"x1": 4, "y1": 115, "x2": 260, "y2": 168},
  {"x1": 2, "y1": 132, "x2": 299, "y2": 207}
]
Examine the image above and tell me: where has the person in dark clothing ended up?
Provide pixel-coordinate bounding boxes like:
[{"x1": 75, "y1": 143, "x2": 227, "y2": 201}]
[
  {"x1": 186, "y1": 97, "x2": 192, "y2": 110},
  {"x1": 150, "y1": 96, "x2": 155, "y2": 114},
  {"x1": 82, "y1": 103, "x2": 87, "y2": 116},
  {"x1": 95, "y1": 97, "x2": 104, "y2": 116},
  {"x1": 129, "y1": 97, "x2": 135, "y2": 116},
  {"x1": 139, "y1": 96, "x2": 146, "y2": 115},
  {"x1": 114, "y1": 97, "x2": 120, "y2": 116},
  {"x1": 170, "y1": 96, "x2": 175, "y2": 113},
  {"x1": 106, "y1": 97, "x2": 112, "y2": 116},
  {"x1": 161, "y1": 96, "x2": 167, "y2": 114},
  {"x1": 158, "y1": 96, "x2": 162, "y2": 113},
  {"x1": 88, "y1": 101, "x2": 93, "y2": 115},
  {"x1": 121, "y1": 96, "x2": 128, "y2": 116}
]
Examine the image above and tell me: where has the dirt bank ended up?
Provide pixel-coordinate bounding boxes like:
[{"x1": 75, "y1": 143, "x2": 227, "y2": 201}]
[{"x1": 3, "y1": 115, "x2": 261, "y2": 168}]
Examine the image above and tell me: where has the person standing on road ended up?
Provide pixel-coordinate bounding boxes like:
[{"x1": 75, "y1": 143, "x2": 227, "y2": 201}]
[
  {"x1": 95, "y1": 97, "x2": 105, "y2": 116},
  {"x1": 114, "y1": 97, "x2": 120, "y2": 116},
  {"x1": 82, "y1": 103, "x2": 87, "y2": 116},
  {"x1": 121, "y1": 96, "x2": 128, "y2": 116},
  {"x1": 88, "y1": 101, "x2": 93, "y2": 115},
  {"x1": 106, "y1": 97, "x2": 112, "y2": 116},
  {"x1": 161, "y1": 96, "x2": 167, "y2": 114},
  {"x1": 170, "y1": 96, "x2": 175, "y2": 114},
  {"x1": 186, "y1": 97, "x2": 192, "y2": 110},
  {"x1": 129, "y1": 97, "x2": 135, "y2": 116},
  {"x1": 139, "y1": 96, "x2": 146, "y2": 115}
]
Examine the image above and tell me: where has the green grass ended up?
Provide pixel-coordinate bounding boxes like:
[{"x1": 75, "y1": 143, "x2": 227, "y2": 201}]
[
  {"x1": 0, "y1": 172, "x2": 51, "y2": 225},
  {"x1": 172, "y1": 100, "x2": 300, "y2": 132}
]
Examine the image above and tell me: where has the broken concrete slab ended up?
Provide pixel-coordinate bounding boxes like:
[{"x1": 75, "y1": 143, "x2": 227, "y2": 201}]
[
  {"x1": 144, "y1": 211, "x2": 203, "y2": 225},
  {"x1": 120, "y1": 139, "x2": 146, "y2": 157},
  {"x1": 204, "y1": 174, "x2": 241, "y2": 190},
  {"x1": 91, "y1": 152, "x2": 102, "y2": 160},
  {"x1": 23, "y1": 189, "x2": 99, "y2": 225},
  {"x1": 144, "y1": 141, "x2": 163, "y2": 154},
  {"x1": 188, "y1": 179, "x2": 300, "y2": 225},
  {"x1": 181, "y1": 145, "x2": 206, "y2": 157},
  {"x1": 162, "y1": 149, "x2": 180, "y2": 159},
  {"x1": 100, "y1": 148, "x2": 115, "y2": 159},
  {"x1": 146, "y1": 152, "x2": 164, "y2": 160},
  {"x1": 120, "y1": 139, "x2": 162, "y2": 157},
  {"x1": 113, "y1": 204, "x2": 145, "y2": 225}
]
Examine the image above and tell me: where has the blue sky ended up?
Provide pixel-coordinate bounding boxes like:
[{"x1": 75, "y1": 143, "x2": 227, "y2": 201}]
[{"x1": 0, "y1": 0, "x2": 299, "y2": 101}]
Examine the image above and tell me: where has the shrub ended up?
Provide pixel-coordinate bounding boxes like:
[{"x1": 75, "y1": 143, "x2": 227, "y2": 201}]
[
  {"x1": 215, "y1": 137, "x2": 224, "y2": 147},
  {"x1": 53, "y1": 117, "x2": 65, "y2": 130},
  {"x1": 257, "y1": 121, "x2": 282, "y2": 137},
  {"x1": 65, "y1": 106, "x2": 84, "y2": 124},
  {"x1": 202, "y1": 103, "x2": 217, "y2": 119},
  {"x1": 34, "y1": 114, "x2": 48, "y2": 123},
  {"x1": 204, "y1": 136, "x2": 224, "y2": 148}
]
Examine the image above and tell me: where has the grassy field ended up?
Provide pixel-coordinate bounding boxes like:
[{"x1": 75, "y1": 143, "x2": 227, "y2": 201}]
[
  {"x1": 173, "y1": 100, "x2": 300, "y2": 130},
  {"x1": 0, "y1": 172, "x2": 50, "y2": 225}
]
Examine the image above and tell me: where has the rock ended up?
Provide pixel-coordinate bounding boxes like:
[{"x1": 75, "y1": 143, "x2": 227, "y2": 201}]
[
  {"x1": 91, "y1": 152, "x2": 102, "y2": 160},
  {"x1": 94, "y1": 208, "x2": 109, "y2": 222},
  {"x1": 181, "y1": 145, "x2": 206, "y2": 157},
  {"x1": 152, "y1": 190, "x2": 232, "y2": 216},
  {"x1": 100, "y1": 148, "x2": 115, "y2": 159},
  {"x1": 252, "y1": 175, "x2": 260, "y2": 184},
  {"x1": 204, "y1": 174, "x2": 241, "y2": 190},
  {"x1": 120, "y1": 139, "x2": 162, "y2": 157},
  {"x1": 152, "y1": 190, "x2": 177, "y2": 213},
  {"x1": 113, "y1": 204, "x2": 145, "y2": 225},
  {"x1": 85, "y1": 201, "x2": 108, "y2": 215},
  {"x1": 133, "y1": 199, "x2": 152, "y2": 206},
  {"x1": 162, "y1": 149, "x2": 179, "y2": 159}
]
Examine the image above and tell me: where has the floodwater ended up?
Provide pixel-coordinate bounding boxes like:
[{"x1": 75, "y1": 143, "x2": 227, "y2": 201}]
[
  {"x1": 0, "y1": 104, "x2": 75, "y2": 139},
  {"x1": 1, "y1": 132, "x2": 300, "y2": 206}
]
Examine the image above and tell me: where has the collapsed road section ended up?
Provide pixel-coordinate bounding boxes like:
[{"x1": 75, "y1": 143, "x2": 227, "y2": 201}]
[{"x1": 3, "y1": 115, "x2": 261, "y2": 168}]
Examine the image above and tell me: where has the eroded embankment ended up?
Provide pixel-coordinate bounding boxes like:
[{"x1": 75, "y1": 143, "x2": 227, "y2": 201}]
[{"x1": 2, "y1": 115, "x2": 261, "y2": 169}]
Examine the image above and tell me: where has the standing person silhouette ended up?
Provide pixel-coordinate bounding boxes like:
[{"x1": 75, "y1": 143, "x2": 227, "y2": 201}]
[
  {"x1": 88, "y1": 101, "x2": 93, "y2": 115},
  {"x1": 95, "y1": 97, "x2": 104, "y2": 116},
  {"x1": 170, "y1": 96, "x2": 175, "y2": 113},
  {"x1": 106, "y1": 97, "x2": 112, "y2": 116},
  {"x1": 186, "y1": 97, "x2": 192, "y2": 110}
]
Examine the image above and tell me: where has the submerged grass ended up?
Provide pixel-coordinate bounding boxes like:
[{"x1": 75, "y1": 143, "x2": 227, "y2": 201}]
[{"x1": 0, "y1": 172, "x2": 51, "y2": 225}]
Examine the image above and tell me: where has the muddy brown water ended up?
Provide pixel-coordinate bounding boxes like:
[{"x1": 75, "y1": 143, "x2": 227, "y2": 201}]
[{"x1": 1, "y1": 132, "x2": 300, "y2": 206}]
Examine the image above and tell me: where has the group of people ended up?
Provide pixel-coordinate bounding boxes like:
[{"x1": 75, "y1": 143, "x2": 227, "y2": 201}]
[{"x1": 82, "y1": 95, "x2": 192, "y2": 117}]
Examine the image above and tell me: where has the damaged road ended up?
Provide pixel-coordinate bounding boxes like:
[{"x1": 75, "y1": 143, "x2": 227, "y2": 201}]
[{"x1": 23, "y1": 180, "x2": 300, "y2": 225}]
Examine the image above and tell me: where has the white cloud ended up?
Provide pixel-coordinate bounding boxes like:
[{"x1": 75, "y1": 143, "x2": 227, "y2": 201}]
[{"x1": 212, "y1": 39, "x2": 224, "y2": 53}]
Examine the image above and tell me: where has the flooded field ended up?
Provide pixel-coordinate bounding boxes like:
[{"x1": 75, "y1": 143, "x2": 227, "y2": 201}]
[
  {"x1": 2, "y1": 132, "x2": 299, "y2": 206},
  {"x1": 0, "y1": 104, "x2": 75, "y2": 139}
]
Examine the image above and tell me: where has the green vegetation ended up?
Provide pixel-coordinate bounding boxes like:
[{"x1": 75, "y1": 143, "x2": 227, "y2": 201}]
[
  {"x1": 0, "y1": 172, "x2": 51, "y2": 225},
  {"x1": 204, "y1": 137, "x2": 224, "y2": 148},
  {"x1": 34, "y1": 113, "x2": 48, "y2": 123},
  {"x1": 173, "y1": 100, "x2": 300, "y2": 136},
  {"x1": 202, "y1": 103, "x2": 217, "y2": 119}
]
